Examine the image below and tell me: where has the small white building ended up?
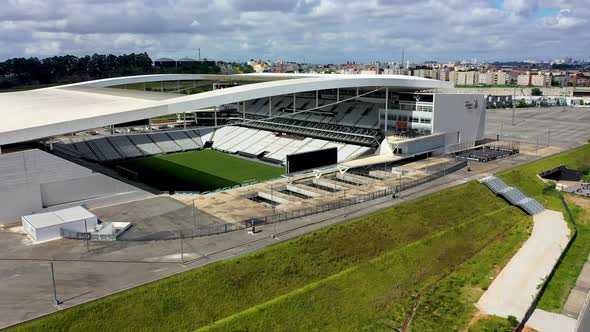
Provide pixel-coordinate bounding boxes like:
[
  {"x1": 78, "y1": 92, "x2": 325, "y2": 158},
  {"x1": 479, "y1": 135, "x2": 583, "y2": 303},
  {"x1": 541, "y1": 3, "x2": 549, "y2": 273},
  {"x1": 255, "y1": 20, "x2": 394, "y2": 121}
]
[{"x1": 21, "y1": 206, "x2": 98, "y2": 242}]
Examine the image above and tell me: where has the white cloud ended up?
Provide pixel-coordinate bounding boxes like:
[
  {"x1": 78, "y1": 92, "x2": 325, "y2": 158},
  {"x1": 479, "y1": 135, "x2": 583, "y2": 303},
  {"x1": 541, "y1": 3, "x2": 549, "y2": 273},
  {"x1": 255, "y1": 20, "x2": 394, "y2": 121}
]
[{"x1": 0, "y1": 0, "x2": 588, "y2": 62}]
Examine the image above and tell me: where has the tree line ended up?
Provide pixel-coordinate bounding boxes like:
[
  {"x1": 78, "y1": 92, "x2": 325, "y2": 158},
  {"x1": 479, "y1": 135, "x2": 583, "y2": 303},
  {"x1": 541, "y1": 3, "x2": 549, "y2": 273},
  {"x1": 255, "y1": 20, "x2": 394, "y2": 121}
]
[{"x1": 0, "y1": 53, "x2": 222, "y2": 90}]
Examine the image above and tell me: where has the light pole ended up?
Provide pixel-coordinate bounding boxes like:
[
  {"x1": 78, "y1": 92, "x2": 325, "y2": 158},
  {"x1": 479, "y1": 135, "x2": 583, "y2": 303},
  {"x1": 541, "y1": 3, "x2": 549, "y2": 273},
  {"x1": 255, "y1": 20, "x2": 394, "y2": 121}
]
[
  {"x1": 50, "y1": 262, "x2": 61, "y2": 305},
  {"x1": 84, "y1": 219, "x2": 89, "y2": 252},
  {"x1": 192, "y1": 199, "x2": 196, "y2": 238},
  {"x1": 179, "y1": 232, "x2": 184, "y2": 264},
  {"x1": 512, "y1": 85, "x2": 516, "y2": 125},
  {"x1": 271, "y1": 185, "x2": 276, "y2": 237}
]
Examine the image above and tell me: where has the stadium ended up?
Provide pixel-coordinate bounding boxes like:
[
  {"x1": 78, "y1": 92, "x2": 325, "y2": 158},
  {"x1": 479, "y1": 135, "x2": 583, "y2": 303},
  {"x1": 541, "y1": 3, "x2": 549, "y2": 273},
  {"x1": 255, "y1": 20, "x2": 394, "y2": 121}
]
[{"x1": 0, "y1": 73, "x2": 486, "y2": 231}]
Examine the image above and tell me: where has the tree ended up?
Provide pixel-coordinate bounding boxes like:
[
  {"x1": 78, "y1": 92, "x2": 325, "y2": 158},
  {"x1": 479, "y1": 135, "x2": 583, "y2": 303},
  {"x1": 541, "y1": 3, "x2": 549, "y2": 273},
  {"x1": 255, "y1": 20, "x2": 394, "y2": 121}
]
[
  {"x1": 516, "y1": 98, "x2": 527, "y2": 108},
  {"x1": 531, "y1": 87, "x2": 543, "y2": 96}
]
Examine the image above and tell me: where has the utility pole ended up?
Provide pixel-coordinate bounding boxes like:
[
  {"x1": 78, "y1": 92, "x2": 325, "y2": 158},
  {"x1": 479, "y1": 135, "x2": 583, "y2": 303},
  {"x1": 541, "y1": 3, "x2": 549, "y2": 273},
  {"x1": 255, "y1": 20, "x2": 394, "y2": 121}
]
[
  {"x1": 50, "y1": 262, "x2": 61, "y2": 305},
  {"x1": 179, "y1": 232, "x2": 184, "y2": 264},
  {"x1": 192, "y1": 199, "x2": 196, "y2": 238},
  {"x1": 271, "y1": 185, "x2": 276, "y2": 237},
  {"x1": 84, "y1": 219, "x2": 89, "y2": 252},
  {"x1": 512, "y1": 85, "x2": 516, "y2": 125}
]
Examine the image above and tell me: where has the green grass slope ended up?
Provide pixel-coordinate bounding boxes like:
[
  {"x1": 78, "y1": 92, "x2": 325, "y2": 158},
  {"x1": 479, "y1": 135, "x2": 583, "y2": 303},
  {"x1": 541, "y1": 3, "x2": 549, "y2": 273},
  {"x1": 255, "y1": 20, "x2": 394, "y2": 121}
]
[{"x1": 201, "y1": 207, "x2": 528, "y2": 331}]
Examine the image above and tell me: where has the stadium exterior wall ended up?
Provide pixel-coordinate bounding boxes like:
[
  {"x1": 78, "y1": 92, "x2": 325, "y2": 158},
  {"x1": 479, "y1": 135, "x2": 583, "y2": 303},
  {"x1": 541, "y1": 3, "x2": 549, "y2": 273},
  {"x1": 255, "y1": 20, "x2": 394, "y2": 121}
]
[
  {"x1": 432, "y1": 93, "x2": 486, "y2": 152},
  {"x1": 0, "y1": 149, "x2": 145, "y2": 224}
]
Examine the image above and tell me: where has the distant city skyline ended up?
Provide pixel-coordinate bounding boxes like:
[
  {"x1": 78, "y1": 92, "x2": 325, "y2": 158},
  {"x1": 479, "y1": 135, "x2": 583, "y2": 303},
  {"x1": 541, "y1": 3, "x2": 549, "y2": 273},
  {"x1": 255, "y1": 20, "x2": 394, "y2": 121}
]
[{"x1": 0, "y1": 0, "x2": 588, "y2": 63}]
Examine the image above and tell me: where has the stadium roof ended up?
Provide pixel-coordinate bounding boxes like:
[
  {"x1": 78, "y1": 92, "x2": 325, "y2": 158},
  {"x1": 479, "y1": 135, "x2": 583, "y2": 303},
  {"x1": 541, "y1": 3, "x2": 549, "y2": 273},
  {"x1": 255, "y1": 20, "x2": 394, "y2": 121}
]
[{"x1": 0, "y1": 73, "x2": 453, "y2": 146}]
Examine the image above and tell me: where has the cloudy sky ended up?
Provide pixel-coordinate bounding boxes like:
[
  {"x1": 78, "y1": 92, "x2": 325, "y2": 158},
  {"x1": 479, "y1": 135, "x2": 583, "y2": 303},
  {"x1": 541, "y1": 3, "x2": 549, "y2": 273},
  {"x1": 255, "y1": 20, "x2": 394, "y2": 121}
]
[{"x1": 0, "y1": 0, "x2": 588, "y2": 63}]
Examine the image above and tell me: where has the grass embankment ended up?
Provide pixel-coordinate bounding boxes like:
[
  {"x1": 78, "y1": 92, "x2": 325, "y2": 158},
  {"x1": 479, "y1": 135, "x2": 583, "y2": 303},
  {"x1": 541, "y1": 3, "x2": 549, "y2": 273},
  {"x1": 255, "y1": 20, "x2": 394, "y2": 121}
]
[
  {"x1": 497, "y1": 144, "x2": 590, "y2": 312},
  {"x1": 9, "y1": 182, "x2": 527, "y2": 331},
  {"x1": 468, "y1": 315, "x2": 518, "y2": 332},
  {"x1": 201, "y1": 207, "x2": 528, "y2": 331},
  {"x1": 120, "y1": 149, "x2": 284, "y2": 191}
]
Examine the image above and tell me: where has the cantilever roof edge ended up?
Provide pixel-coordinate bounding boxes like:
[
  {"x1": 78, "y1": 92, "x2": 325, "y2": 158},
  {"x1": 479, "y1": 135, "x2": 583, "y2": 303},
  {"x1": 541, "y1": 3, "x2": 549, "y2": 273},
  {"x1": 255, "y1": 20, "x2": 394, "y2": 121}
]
[{"x1": 0, "y1": 74, "x2": 453, "y2": 145}]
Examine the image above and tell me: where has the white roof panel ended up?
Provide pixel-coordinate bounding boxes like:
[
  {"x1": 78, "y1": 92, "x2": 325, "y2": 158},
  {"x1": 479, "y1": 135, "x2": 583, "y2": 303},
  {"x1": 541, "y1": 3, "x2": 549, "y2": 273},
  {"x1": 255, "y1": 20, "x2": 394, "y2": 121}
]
[
  {"x1": 23, "y1": 206, "x2": 96, "y2": 229},
  {"x1": 0, "y1": 73, "x2": 453, "y2": 145}
]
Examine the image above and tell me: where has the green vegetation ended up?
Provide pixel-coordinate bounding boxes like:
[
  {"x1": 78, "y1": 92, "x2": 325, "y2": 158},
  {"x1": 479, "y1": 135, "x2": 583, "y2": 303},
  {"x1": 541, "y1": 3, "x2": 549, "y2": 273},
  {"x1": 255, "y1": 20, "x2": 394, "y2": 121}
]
[
  {"x1": 531, "y1": 87, "x2": 543, "y2": 96},
  {"x1": 9, "y1": 182, "x2": 530, "y2": 331},
  {"x1": 498, "y1": 144, "x2": 590, "y2": 209},
  {"x1": 468, "y1": 315, "x2": 518, "y2": 332},
  {"x1": 497, "y1": 144, "x2": 590, "y2": 312},
  {"x1": 232, "y1": 63, "x2": 255, "y2": 74},
  {"x1": 120, "y1": 149, "x2": 284, "y2": 191},
  {"x1": 410, "y1": 216, "x2": 531, "y2": 331},
  {"x1": 111, "y1": 80, "x2": 215, "y2": 97},
  {"x1": 202, "y1": 207, "x2": 528, "y2": 331},
  {"x1": 0, "y1": 53, "x2": 221, "y2": 91}
]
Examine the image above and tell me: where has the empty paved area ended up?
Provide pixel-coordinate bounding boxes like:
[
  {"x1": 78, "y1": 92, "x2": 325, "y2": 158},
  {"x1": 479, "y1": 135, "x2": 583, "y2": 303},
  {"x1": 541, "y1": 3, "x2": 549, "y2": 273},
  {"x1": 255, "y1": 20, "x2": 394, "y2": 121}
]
[
  {"x1": 527, "y1": 309, "x2": 577, "y2": 332},
  {"x1": 486, "y1": 107, "x2": 590, "y2": 148},
  {"x1": 477, "y1": 210, "x2": 570, "y2": 320},
  {"x1": 91, "y1": 196, "x2": 225, "y2": 240}
]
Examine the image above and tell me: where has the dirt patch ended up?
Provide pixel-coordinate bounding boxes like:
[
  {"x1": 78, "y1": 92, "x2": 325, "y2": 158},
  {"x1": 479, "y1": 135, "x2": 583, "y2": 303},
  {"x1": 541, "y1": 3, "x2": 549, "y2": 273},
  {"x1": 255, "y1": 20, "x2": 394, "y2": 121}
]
[
  {"x1": 464, "y1": 311, "x2": 487, "y2": 331},
  {"x1": 565, "y1": 194, "x2": 590, "y2": 224}
]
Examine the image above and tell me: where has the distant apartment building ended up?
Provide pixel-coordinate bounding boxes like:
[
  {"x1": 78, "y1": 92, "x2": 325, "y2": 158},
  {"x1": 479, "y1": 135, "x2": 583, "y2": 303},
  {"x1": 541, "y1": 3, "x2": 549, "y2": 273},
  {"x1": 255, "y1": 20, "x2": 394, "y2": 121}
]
[
  {"x1": 531, "y1": 74, "x2": 550, "y2": 87},
  {"x1": 450, "y1": 71, "x2": 479, "y2": 86},
  {"x1": 413, "y1": 69, "x2": 433, "y2": 79},
  {"x1": 496, "y1": 71, "x2": 508, "y2": 85},
  {"x1": 517, "y1": 74, "x2": 531, "y2": 86},
  {"x1": 478, "y1": 71, "x2": 509, "y2": 85},
  {"x1": 360, "y1": 69, "x2": 378, "y2": 75},
  {"x1": 517, "y1": 73, "x2": 550, "y2": 86},
  {"x1": 383, "y1": 68, "x2": 409, "y2": 75},
  {"x1": 479, "y1": 72, "x2": 495, "y2": 85}
]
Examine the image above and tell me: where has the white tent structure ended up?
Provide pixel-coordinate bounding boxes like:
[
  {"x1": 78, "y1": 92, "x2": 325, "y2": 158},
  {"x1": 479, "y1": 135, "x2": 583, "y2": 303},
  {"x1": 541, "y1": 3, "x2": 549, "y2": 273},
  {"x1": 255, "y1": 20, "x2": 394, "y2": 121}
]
[{"x1": 21, "y1": 206, "x2": 98, "y2": 242}]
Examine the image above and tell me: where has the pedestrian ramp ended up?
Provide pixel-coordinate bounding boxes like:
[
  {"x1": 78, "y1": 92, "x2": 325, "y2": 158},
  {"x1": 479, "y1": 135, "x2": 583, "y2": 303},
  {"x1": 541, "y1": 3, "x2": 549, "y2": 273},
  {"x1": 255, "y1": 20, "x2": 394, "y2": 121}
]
[{"x1": 480, "y1": 176, "x2": 545, "y2": 215}]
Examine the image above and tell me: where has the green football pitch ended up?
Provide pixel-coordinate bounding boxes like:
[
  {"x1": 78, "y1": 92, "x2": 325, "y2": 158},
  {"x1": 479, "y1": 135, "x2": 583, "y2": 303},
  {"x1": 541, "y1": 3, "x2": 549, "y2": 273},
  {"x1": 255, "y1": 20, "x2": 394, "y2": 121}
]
[{"x1": 118, "y1": 149, "x2": 284, "y2": 192}]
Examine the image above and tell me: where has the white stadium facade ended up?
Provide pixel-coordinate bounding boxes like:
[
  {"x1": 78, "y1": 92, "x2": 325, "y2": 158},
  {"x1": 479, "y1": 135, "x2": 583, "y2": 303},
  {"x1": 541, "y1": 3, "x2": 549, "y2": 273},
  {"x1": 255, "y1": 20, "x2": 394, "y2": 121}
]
[{"x1": 0, "y1": 73, "x2": 485, "y2": 224}]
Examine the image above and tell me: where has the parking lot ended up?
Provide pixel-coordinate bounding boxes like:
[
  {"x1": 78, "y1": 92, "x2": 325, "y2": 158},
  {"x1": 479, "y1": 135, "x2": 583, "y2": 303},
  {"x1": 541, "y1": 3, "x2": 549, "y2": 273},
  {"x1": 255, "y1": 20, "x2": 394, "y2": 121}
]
[{"x1": 486, "y1": 106, "x2": 590, "y2": 148}]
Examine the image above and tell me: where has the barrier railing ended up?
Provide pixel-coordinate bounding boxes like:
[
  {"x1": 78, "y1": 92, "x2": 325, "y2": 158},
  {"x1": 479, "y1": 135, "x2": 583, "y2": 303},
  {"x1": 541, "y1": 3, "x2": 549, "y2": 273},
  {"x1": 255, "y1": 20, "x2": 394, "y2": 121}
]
[{"x1": 121, "y1": 159, "x2": 467, "y2": 241}]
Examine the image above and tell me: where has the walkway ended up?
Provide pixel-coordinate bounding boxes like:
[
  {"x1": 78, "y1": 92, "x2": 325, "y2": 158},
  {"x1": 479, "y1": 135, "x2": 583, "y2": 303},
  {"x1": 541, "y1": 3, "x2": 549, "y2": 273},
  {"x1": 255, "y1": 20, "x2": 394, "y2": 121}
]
[
  {"x1": 527, "y1": 309, "x2": 577, "y2": 332},
  {"x1": 476, "y1": 210, "x2": 570, "y2": 320}
]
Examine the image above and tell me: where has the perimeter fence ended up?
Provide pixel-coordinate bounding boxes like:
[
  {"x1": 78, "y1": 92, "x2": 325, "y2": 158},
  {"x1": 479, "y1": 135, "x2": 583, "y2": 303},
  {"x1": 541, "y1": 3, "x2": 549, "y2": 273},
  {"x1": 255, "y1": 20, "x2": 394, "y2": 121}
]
[{"x1": 121, "y1": 159, "x2": 467, "y2": 241}]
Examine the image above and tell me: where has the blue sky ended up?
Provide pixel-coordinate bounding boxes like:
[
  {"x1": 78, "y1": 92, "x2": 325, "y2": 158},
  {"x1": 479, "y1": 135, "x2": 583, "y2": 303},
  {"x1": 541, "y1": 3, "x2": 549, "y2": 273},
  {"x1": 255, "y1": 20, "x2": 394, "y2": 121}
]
[{"x1": 0, "y1": 0, "x2": 587, "y2": 63}]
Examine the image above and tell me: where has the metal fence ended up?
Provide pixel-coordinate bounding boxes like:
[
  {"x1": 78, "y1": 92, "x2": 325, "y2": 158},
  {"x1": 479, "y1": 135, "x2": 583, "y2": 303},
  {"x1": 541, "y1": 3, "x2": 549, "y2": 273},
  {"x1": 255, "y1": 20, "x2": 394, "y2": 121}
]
[
  {"x1": 60, "y1": 229, "x2": 117, "y2": 241},
  {"x1": 122, "y1": 159, "x2": 467, "y2": 241}
]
